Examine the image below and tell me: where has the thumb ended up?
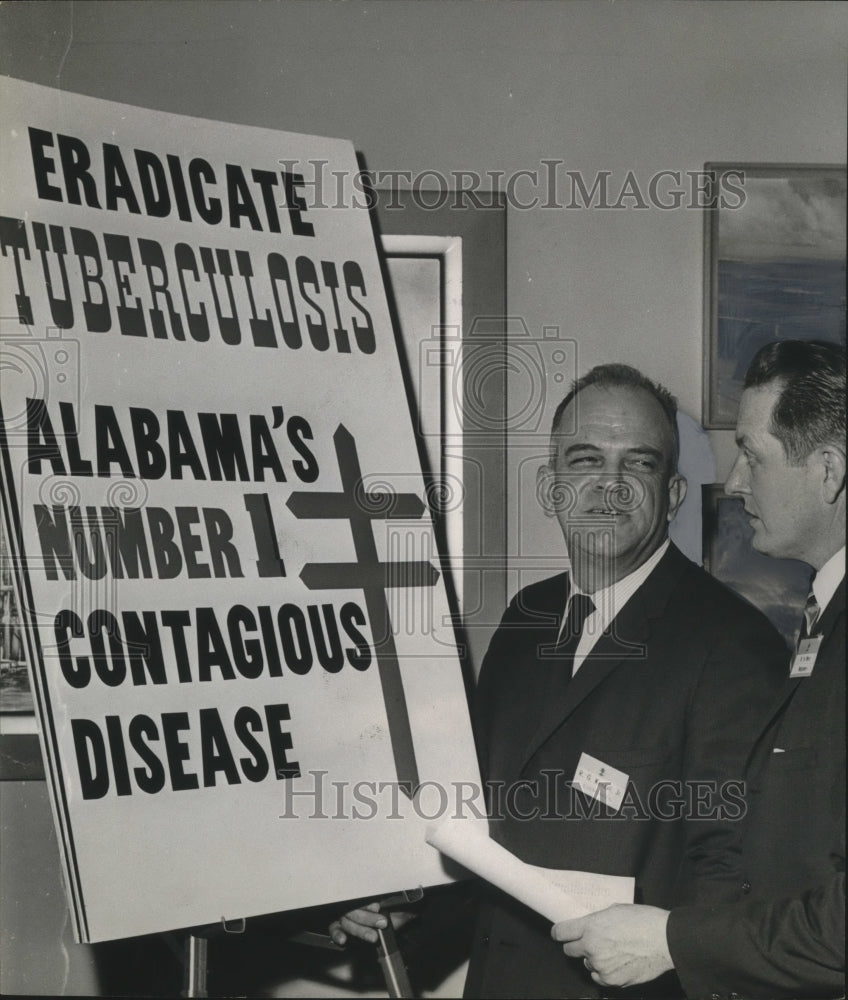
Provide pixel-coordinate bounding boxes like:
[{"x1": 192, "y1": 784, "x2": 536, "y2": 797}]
[{"x1": 551, "y1": 916, "x2": 585, "y2": 942}]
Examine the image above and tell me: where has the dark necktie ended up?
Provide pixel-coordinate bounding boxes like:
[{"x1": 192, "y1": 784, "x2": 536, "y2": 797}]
[{"x1": 555, "y1": 593, "x2": 596, "y2": 668}]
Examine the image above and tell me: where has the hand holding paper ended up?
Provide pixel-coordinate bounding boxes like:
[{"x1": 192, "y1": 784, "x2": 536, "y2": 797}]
[{"x1": 551, "y1": 904, "x2": 673, "y2": 988}]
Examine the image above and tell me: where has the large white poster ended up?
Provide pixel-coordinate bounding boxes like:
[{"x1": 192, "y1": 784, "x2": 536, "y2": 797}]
[{"x1": 0, "y1": 77, "x2": 481, "y2": 943}]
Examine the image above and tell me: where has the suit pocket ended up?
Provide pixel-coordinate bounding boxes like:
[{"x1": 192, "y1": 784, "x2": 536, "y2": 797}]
[{"x1": 767, "y1": 745, "x2": 817, "y2": 771}]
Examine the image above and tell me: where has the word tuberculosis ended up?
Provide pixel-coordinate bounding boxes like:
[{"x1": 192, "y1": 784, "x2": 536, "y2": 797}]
[{"x1": 0, "y1": 129, "x2": 376, "y2": 353}]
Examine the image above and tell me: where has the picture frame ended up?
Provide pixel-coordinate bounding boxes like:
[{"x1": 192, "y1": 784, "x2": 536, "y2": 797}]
[
  {"x1": 380, "y1": 233, "x2": 465, "y2": 612},
  {"x1": 374, "y1": 188, "x2": 508, "y2": 673},
  {"x1": 703, "y1": 163, "x2": 846, "y2": 428},
  {"x1": 702, "y1": 484, "x2": 811, "y2": 648}
]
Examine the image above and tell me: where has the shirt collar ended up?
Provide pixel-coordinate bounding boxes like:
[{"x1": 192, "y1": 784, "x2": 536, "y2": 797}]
[
  {"x1": 812, "y1": 546, "x2": 845, "y2": 617},
  {"x1": 567, "y1": 539, "x2": 670, "y2": 624}
]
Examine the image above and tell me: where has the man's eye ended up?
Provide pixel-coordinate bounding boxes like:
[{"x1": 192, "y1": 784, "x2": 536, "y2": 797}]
[
  {"x1": 627, "y1": 458, "x2": 656, "y2": 471},
  {"x1": 568, "y1": 456, "x2": 600, "y2": 468}
]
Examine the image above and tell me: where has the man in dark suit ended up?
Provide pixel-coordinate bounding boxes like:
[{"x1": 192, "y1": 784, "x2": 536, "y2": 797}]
[
  {"x1": 462, "y1": 364, "x2": 787, "y2": 998},
  {"x1": 332, "y1": 363, "x2": 787, "y2": 998},
  {"x1": 552, "y1": 341, "x2": 845, "y2": 999}
]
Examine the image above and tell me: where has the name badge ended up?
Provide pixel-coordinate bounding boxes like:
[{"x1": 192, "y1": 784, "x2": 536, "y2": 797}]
[
  {"x1": 573, "y1": 752, "x2": 629, "y2": 812},
  {"x1": 790, "y1": 635, "x2": 823, "y2": 678}
]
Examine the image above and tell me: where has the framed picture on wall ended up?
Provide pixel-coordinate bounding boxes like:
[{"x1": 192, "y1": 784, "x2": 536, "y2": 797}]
[
  {"x1": 703, "y1": 163, "x2": 846, "y2": 428},
  {"x1": 702, "y1": 484, "x2": 811, "y2": 648}
]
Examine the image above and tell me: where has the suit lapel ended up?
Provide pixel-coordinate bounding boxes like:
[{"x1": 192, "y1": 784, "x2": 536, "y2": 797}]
[
  {"x1": 518, "y1": 545, "x2": 688, "y2": 774},
  {"x1": 813, "y1": 578, "x2": 845, "y2": 648},
  {"x1": 746, "y1": 577, "x2": 844, "y2": 767},
  {"x1": 499, "y1": 575, "x2": 570, "y2": 773}
]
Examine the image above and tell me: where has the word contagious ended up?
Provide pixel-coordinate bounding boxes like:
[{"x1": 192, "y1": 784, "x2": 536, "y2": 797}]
[{"x1": 56, "y1": 601, "x2": 373, "y2": 689}]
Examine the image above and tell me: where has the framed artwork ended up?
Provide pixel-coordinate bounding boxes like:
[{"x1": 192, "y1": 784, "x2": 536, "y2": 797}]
[
  {"x1": 702, "y1": 485, "x2": 811, "y2": 648},
  {"x1": 703, "y1": 164, "x2": 846, "y2": 428}
]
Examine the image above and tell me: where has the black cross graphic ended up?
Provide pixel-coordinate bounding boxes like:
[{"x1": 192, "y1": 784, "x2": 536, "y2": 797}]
[{"x1": 287, "y1": 424, "x2": 439, "y2": 797}]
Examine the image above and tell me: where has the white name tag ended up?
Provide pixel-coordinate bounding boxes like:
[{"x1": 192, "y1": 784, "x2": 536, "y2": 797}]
[
  {"x1": 573, "y1": 752, "x2": 629, "y2": 812},
  {"x1": 790, "y1": 635, "x2": 823, "y2": 678}
]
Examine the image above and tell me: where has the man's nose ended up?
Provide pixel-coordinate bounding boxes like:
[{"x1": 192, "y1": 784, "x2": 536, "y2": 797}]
[
  {"x1": 592, "y1": 470, "x2": 625, "y2": 488},
  {"x1": 725, "y1": 454, "x2": 748, "y2": 496},
  {"x1": 595, "y1": 472, "x2": 640, "y2": 511},
  {"x1": 591, "y1": 474, "x2": 623, "y2": 501}
]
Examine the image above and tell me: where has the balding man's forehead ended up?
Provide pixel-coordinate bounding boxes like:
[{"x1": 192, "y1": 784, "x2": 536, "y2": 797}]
[{"x1": 554, "y1": 385, "x2": 676, "y2": 451}]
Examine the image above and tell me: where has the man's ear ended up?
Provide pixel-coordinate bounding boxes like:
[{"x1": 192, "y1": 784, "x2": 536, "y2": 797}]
[
  {"x1": 819, "y1": 444, "x2": 846, "y2": 505},
  {"x1": 666, "y1": 473, "x2": 688, "y2": 523},
  {"x1": 537, "y1": 464, "x2": 556, "y2": 517}
]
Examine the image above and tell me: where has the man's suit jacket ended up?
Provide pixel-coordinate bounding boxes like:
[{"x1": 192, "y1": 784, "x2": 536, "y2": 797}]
[
  {"x1": 465, "y1": 543, "x2": 787, "y2": 999},
  {"x1": 667, "y1": 578, "x2": 846, "y2": 1000}
]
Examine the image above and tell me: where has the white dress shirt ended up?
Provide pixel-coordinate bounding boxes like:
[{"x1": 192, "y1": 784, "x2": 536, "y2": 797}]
[{"x1": 560, "y1": 539, "x2": 670, "y2": 676}]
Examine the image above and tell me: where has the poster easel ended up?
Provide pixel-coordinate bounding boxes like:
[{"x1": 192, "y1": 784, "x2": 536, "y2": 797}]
[
  {"x1": 180, "y1": 890, "x2": 422, "y2": 999},
  {"x1": 0, "y1": 75, "x2": 481, "y2": 952}
]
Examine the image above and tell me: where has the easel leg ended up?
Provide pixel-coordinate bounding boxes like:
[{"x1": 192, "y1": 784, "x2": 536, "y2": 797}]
[
  {"x1": 376, "y1": 922, "x2": 415, "y2": 999},
  {"x1": 184, "y1": 932, "x2": 208, "y2": 999}
]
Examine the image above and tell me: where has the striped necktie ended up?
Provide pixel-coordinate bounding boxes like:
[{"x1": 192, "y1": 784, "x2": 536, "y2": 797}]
[{"x1": 800, "y1": 591, "x2": 821, "y2": 640}]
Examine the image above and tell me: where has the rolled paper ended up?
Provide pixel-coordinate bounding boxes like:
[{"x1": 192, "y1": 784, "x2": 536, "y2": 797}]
[{"x1": 426, "y1": 818, "x2": 591, "y2": 922}]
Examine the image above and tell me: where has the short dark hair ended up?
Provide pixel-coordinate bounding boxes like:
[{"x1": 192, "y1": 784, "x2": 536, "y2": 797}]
[
  {"x1": 743, "y1": 340, "x2": 846, "y2": 464},
  {"x1": 550, "y1": 363, "x2": 680, "y2": 468}
]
